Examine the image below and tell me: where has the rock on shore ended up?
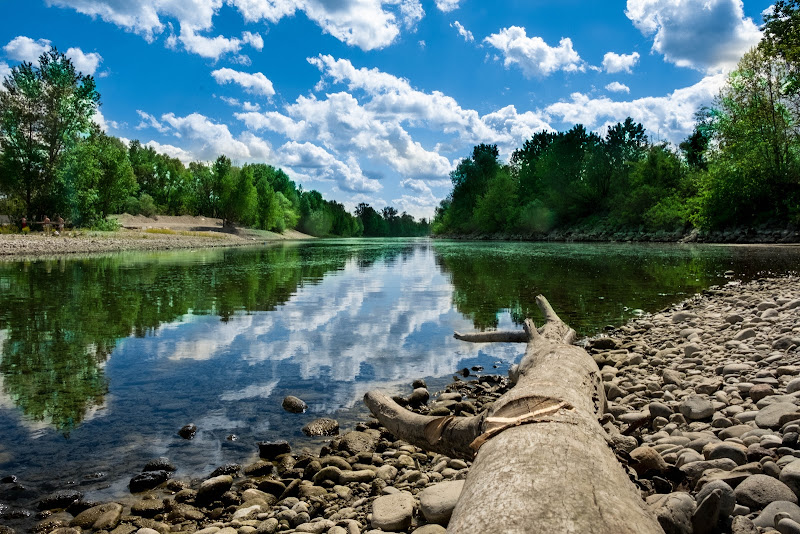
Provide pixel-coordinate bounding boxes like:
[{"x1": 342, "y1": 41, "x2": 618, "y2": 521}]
[{"x1": 10, "y1": 275, "x2": 800, "y2": 534}]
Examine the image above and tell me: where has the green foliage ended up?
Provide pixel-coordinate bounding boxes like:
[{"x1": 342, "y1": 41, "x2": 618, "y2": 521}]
[
  {"x1": 0, "y1": 47, "x2": 99, "y2": 218},
  {"x1": 90, "y1": 217, "x2": 121, "y2": 231}
]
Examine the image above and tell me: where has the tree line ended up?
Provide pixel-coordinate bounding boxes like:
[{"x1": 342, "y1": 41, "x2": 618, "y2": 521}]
[
  {"x1": 434, "y1": 4, "x2": 800, "y2": 236},
  {"x1": 0, "y1": 48, "x2": 429, "y2": 237}
]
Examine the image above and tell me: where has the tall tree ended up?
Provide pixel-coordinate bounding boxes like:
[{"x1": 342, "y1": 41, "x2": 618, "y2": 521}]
[{"x1": 0, "y1": 48, "x2": 99, "y2": 218}]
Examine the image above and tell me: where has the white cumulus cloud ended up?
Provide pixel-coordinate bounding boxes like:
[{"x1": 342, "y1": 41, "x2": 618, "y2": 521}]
[
  {"x1": 49, "y1": 0, "x2": 426, "y2": 53},
  {"x1": 546, "y1": 73, "x2": 726, "y2": 143},
  {"x1": 144, "y1": 140, "x2": 195, "y2": 164},
  {"x1": 484, "y1": 26, "x2": 585, "y2": 77},
  {"x1": 65, "y1": 47, "x2": 103, "y2": 75},
  {"x1": 211, "y1": 67, "x2": 275, "y2": 97},
  {"x1": 605, "y1": 81, "x2": 630, "y2": 93},
  {"x1": 602, "y1": 51, "x2": 640, "y2": 74},
  {"x1": 625, "y1": 0, "x2": 762, "y2": 72},
  {"x1": 3, "y1": 36, "x2": 51, "y2": 63}
]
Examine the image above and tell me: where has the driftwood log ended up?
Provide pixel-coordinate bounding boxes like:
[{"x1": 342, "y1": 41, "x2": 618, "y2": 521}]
[{"x1": 364, "y1": 295, "x2": 663, "y2": 534}]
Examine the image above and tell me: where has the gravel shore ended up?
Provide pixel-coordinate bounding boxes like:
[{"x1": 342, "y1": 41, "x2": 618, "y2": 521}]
[
  {"x1": 3, "y1": 276, "x2": 800, "y2": 534},
  {"x1": 0, "y1": 229, "x2": 312, "y2": 259}
]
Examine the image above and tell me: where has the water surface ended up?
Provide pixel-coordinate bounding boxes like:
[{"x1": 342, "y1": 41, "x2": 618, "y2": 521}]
[{"x1": 0, "y1": 239, "x2": 798, "y2": 522}]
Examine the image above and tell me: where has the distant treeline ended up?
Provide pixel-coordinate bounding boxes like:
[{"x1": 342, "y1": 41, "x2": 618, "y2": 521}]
[
  {"x1": 0, "y1": 49, "x2": 429, "y2": 237},
  {"x1": 434, "y1": 4, "x2": 800, "y2": 235}
]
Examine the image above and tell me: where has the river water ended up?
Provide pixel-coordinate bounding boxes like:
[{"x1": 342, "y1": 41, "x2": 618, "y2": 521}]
[{"x1": 0, "y1": 239, "x2": 799, "y2": 521}]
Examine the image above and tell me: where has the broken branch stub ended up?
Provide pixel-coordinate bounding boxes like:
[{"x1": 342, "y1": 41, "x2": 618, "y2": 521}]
[{"x1": 364, "y1": 295, "x2": 663, "y2": 534}]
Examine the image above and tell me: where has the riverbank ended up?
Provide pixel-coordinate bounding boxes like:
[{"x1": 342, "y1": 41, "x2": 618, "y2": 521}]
[
  {"x1": 437, "y1": 223, "x2": 800, "y2": 244},
  {"x1": 0, "y1": 215, "x2": 314, "y2": 258},
  {"x1": 3, "y1": 276, "x2": 800, "y2": 534}
]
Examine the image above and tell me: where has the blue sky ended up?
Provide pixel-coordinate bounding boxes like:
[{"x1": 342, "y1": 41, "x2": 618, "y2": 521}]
[{"x1": 0, "y1": 0, "x2": 771, "y2": 219}]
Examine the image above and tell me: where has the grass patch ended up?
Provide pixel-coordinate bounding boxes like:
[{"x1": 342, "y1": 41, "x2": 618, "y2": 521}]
[{"x1": 144, "y1": 228, "x2": 227, "y2": 239}]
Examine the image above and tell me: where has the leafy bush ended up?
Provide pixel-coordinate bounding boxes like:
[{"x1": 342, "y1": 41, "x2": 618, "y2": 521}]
[
  {"x1": 91, "y1": 218, "x2": 121, "y2": 231},
  {"x1": 138, "y1": 193, "x2": 156, "y2": 217}
]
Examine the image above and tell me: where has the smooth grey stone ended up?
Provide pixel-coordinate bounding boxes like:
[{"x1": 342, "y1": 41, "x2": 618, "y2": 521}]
[
  {"x1": 780, "y1": 460, "x2": 800, "y2": 497},
  {"x1": 418, "y1": 480, "x2": 464, "y2": 525},
  {"x1": 777, "y1": 517, "x2": 800, "y2": 534},
  {"x1": 734, "y1": 474, "x2": 797, "y2": 509},
  {"x1": 756, "y1": 403, "x2": 800, "y2": 429},
  {"x1": 680, "y1": 396, "x2": 715, "y2": 420},
  {"x1": 754, "y1": 501, "x2": 800, "y2": 528},
  {"x1": 371, "y1": 491, "x2": 415, "y2": 531},
  {"x1": 708, "y1": 443, "x2": 748, "y2": 465}
]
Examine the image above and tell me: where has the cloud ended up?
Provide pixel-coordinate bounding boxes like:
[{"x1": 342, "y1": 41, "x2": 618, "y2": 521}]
[
  {"x1": 605, "y1": 81, "x2": 630, "y2": 93},
  {"x1": 178, "y1": 26, "x2": 260, "y2": 60},
  {"x1": 144, "y1": 140, "x2": 195, "y2": 164},
  {"x1": 435, "y1": 0, "x2": 460, "y2": 12},
  {"x1": 242, "y1": 101, "x2": 261, "y2": 112},
  {"x1": 276, "y1": 141, "x2": 382, "y2": 193},
  {"x1": 92, "y1": 108, "x2": 118, "y2": 131},
  {"x1": 65, "y1": 47, "x2": 103, "y2": 75},
  {"x1": 45, "y1": 0, "x2": 219, "y2": 41},
  {"x1": 602, "y1": 51, "x2": 640, "y2": 74},
  {"x1": 451, "y1": 21, "x2": 474, "y2": 43},
  {"x1": 211, "y1": 67, "x2": 275, "y2": 97},
  {"x1": 625, "y1": 0, "x2": 762, "y2": 72},
  {"x1": 241, "y1": 31, "x2": 263, "y2": 51},
  {"x1": 545, "y1": 73, "x2": 726, "y2": 143},
  {"x1": 4, "y1": 37, "x2": 104, "y2": 76},
  {"x1": 3, "y1": 36, "x2": 51, "y2": 63},
  {"x1": 50, "y1": 0, "x2": 426, "y2": 53},
  {"x1": 307, "y1": 54, "x2": 551, "y2": 156},
  {"x1": 0, "y1": 62, "x2": 11, "y2": 80},
  {"x1": 484, "y1": 26, "x2": 585, "y2": 77},
  {"x1": 153, "y1": 111, "x2": 272, "y2": 162},
  {"x1": 136, "y1": 110, "x2": 171, "y2": 133}
]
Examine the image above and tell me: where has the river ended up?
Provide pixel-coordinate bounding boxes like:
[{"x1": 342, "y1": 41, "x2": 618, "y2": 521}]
[{"x1": 0, "y1": 239, "x2": 799, "y2": 521}]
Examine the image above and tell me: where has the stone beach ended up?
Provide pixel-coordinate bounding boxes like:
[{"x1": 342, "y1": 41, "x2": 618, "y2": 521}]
[{"x1": 3, "y1": 275, "x2": 800, "y2": 533}]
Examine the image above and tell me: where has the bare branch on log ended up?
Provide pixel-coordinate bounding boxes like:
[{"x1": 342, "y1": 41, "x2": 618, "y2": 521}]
[
  {"x1": 453, "y1": 330, "x2": 528, "y2": 343},
  {"x1": 363, "y1": 391, "x2": 483, "y2": 459},
  {"x1": 364, "y1": 295, "x2": 663, "y2": 534}
]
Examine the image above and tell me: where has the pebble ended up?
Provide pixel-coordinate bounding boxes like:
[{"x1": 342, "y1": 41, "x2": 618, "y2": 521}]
[
  {"x1": 418, "y1": 480, "x2": 464, "y2": 525},
  {"x1": 734, "y1": 475, "x2": 797, "y2": 509},
  {"x1": 370, "y1": 491, "x2": 415, "y2": 531}
]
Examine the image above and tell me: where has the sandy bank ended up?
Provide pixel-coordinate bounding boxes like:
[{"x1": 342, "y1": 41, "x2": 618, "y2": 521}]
[{"x1": 0, "y1": 214, "x2": 314, "y2": 259}]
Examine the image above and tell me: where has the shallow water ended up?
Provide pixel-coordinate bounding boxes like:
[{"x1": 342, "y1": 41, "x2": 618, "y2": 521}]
[{"x1": 0, "y1": 239, "x2": 799, "y2": 521}]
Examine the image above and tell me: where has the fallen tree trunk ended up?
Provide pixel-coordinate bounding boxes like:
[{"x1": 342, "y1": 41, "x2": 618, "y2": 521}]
[{"x1": 364, "y1": 296, "x2": 663, "y2": 534}]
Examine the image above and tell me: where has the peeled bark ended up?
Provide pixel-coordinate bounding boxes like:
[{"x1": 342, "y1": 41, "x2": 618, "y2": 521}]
[{"x1": 364, "y1": 296, "x2": 663, "y2": 534}]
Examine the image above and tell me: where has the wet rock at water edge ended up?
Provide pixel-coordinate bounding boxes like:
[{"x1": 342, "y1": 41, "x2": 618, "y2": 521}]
[
  {"x1": 178, "y1": 423, "x2": 197, "y2": 439},
  {"x1": 129, "y1": 470, "x2": 171, "y2": 493},
  {"x1": 282, "y1": 396, "x2": 308, "y2": 414},
  {"x1": 143, "y1": 457, "x2": 176, "y2": 472},
  {"x1": 302, "y1": 418, "x2": 340, "y2": 437},
  {"x1": 209, "y1": 463, "x2": 241, "y2": 477},
  {"x1": 38, "y1": 490, "x2": 83, "y2": 510},
  {"x1": 258, "y1": 440, "x2": 291, "y2": 459}
]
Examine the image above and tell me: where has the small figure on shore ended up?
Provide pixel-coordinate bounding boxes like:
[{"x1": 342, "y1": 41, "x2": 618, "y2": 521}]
[
  {"x1": 43, "y1": 215, "x2": 51, "y2": 234},
  {"x1": 56, "y1": 215, "x2": 64, "y2": 235},
  {"x1": 20, "y1": 216, "x2": 27, "y2": 230}
]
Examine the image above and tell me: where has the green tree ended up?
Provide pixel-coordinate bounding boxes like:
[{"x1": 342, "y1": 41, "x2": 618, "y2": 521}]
[
  {"x1": 701, "y1": 46, "x2": 800, "y2": 226},
  {"x1": 219, "y1": 163, "x2": 257, "y2": 227},
  {"x1": 0, "y1": 47, "x2": 99, "y2": 218},
  {"x1": 61, "y1": 128, "x2": 136, "y2": 224}
]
